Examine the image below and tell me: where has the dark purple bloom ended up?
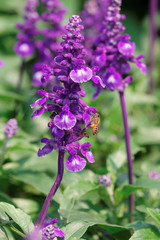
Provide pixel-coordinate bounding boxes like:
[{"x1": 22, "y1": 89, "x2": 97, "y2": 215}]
[
  {"x1": 42, "y1": 217, "x2": 65, "y2": 240},
  {"x1": 31, "y1": 16, "x2": 96, "y2": 172},
  {"x1": 0, "y1": 60, "x2": 4, "y2": 67},
  {"x1": 81, "y1": 0, "x2": 110, "y2": 64},
  {"x1": 4, "y1": 119, "x2": 18, "y2": 138},
  {"x1": 15, "y1": 0, "x2": 39, "y2": 58},
  {"x1": 32, "y1": 0, "x2": 66, "y2": 87},
  {"x1": 98, "y1": 174, "x2": 111, "y2": 187},
  {"x1": 88, "y1": 0, "x2": 147, "y2": 97},
  {"x1": 148, "y1": 170, "x2": 160, "y2": 180}
]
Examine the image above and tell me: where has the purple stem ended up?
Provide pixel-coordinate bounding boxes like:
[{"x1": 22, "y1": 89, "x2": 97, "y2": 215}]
[
  {"x1": 148, "y1": 0, "x2": 158, "y2": 94},
  {"x1": 36, "y1": 150, "x2": 65, "y2": 227},
  {"x1": 119, "y1": 91, "x2": 134, "y2": 221}
]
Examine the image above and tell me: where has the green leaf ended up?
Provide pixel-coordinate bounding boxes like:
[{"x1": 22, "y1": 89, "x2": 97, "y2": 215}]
[
  {"x1": 0, "y1": 91, "x2": 24, "y2": 101},
  {"x1": 136, "y1": 127, "x2": 160, "y2": 145},
  {"x1": 0, "y1": 208, "x2": 9, "y2": 221},
  {"x1": 60, "y1": 179, "x2": 97, "y2": 210},
  {"x1": 115, "y1": 178, "x2": 160, "y2": 203},
  {"x1": 62, "y1": 220, "x2": 130, "y2": 240},
  {"x1": 129, "y1": 229, "x2": 159, "y2": 240},
  {"x1": 135, "y1": 178, "x2": 160, "y2": 190},
  {"x1": 147, "y1": 208, "x2": 160, "y2": 227},
  {"x1": 0, "y1": 202, "x2": 34, "y2": 234},
  {"x1": 7, "y1": 141, "x2": 37, "y2": 153},
  {"x1": 0, "y1": 226, "x2": 9, "y2": 240},
  {"x1": 11, "y1": 170, "x2": 62, "y2": 203},
  {"x1": 128, "y1": 221, "x2": 160, "y2": 236}
]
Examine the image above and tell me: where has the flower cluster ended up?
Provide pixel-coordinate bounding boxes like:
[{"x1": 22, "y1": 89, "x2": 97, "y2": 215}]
[
  {"x1": 32, "y1": 0, "x2": 66, "y2": 87},
  {"x1": 89, "y1": 0, "x2": 147, "y2": 99},
  {"x1": 4, "y1": 119, "x2": 18, "y2": 138},
  {"x1": 31, "y1": 15, "x2": 96, "y2": 172},
  {"x1": 42, "y1": 217, "x2": 65, "y2": 240},
  {"x1": 98, "y1": 174, "x2": 111, "y2": 187},
  {"x1": 148, "y1": 170, "x2": 160, "y2": 180},
  {"x1": 15, "y1": 0, "x2": 39, "y2": 58},
  {"x1": 81, "y1": 0, "x2": 109, "y2": 64}
]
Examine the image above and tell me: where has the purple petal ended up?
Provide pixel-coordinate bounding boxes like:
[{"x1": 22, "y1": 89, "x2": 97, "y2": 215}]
[
  {"x1": 32, "y1": 71, "x2": 43, "y2": 87},
  {"x1": 30, "y1": 97, "x2": 46, "y2": 108},
  {"x1": 15, "y1": 42, "x2": 34, "y2": 58},
  {"x1": 103, "y1": 68, "x2": 122, "y2": 91},
  {"x1": 54, "y1": 227, "x2": 65, "y2": 237},
  {"x1": 70, "y1": 67, "x2": 93, "y2": 83},
  {"x1": 50, "y1": 125, "x2": 65, "y2": 139},
  {"x1": 86, "y1": 151, "x2": 95, "y2": 163},
  {"x1": 81, "y1": 143, "x2": 95, "y2": 163},
  {"x1": 118, "y1": 41, "x2": 135, "y2": 57},
  {"x1": 65, "y1": 154, "x2": 86, "y2": 172},
  {"x1": 136, "y1": 61, "x2": 147, "y2": 74},
  {"x1": 54, "y1": 106, "x2": 76, "y2": 130},
  {"x1": 0, "y1": 60, "x2": 4, "y2": 67},
  {"x1": 31, "y1": 108, "x2": 44, "y2": 119},
  {"x1": 38, "y1": 145, "x2": 54, "y2": 157},
  {"x1": 92, "y1": 75, "x2": 105, "y2": 88}
]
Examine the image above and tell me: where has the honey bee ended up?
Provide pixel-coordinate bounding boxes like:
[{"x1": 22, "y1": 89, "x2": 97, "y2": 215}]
[{"x1": 90, "y1": 112, "x2": 100, "y2": 135}]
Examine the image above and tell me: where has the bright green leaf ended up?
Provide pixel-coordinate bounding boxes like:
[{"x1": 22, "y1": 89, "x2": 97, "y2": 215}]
[
  {"x1": 0, "y1": 202, "x2": 34, "y2": 234},
  {"x1": 129, "y1": 229, "x2": 159, "y2": 240},
  {"x1": 147, "y1": 208, "x2": 160, "y2": 227}
]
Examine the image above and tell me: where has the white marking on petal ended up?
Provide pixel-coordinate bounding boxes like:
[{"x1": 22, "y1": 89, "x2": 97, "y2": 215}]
[{"x1": 107, "y1": 75, "x2": 115, "y2": 83}]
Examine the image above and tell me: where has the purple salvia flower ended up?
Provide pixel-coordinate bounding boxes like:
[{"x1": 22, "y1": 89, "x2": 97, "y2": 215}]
[
  {"x1": 15, "y1": 0, "x2": 39, "y2": 58},
  {"x1": 0, "y1": 60, "x2": 4, "y2": 67},
  {"x1": 42, "y1": 217, "x2": 65, "y2": 240},
  {"x1": 81, "y1": 0, "x2": 110, "y2": 64},
  {"x1": 98, "y1": 174, "x2": 111, "y2": 187},
  {"x1": 148, "y1": 170, "x2": 160, "y2": 180},
  {"x1": 32, "y1": 0, "x2": 66, "y2": 87},
  {"x1": 89, "y1": 0, "x2": 147, "y2": 220},
  {"x1": 4, "y1": 119, "x2": 18, "y2": 138},
  {"x1": 90, "y1": 0, "x2": 147, "y2": 98},
  {"x1": 31, "y1": 15, "x2": 96, "y2": 172}
]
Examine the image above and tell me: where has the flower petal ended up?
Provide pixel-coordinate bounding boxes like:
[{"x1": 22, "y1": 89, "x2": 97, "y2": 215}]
[
  {"x1": 118, "y1": 41, "x2": 135, "y2": 57},
  {"x1": 54, "y1": 227, "x2": 65, "y2": 237},
  {"x1": 70, "y1": 67, "x2": 93, "y2": 83},
  {"x1": 136, "y1": 61, "x2": 147, "y2": 74},
  {"x1": 54, "y1": 106, "x2": 76, "y2": 130},
  {"x1": 65, "y1": 154, "x2": 86, "y2": 172}
]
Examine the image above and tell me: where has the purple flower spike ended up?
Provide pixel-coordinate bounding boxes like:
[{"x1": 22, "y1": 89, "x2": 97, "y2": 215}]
[
  {"x1": 15, "y1": 0, "x2": 39, "y2": 58},
  {"x1": 54, "y1": 105, "x2": 77, "y2": 130},
  {"x1": 31, "y1": 15, "x2": 97, "y2": 172},
  {"x1": 88, "y1": 0, "x2": 147, "y2": 97},
  {"x1": 42, "y1": 217, "x2": 65, "y2": 240},
  {"x1": 70, "y1": 67, "x2": 93, "y2": 83},
  {"x1": 4, "y1": 119, "x2": 18, "y2": 138},
  {"x1": 65, "y1": 154, "x2": 86, "y2": 172}
]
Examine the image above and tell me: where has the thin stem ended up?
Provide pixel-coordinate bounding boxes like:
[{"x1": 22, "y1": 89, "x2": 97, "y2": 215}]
[
  {"x1": 119, "y1": 91, "x2": 134, "y2": 221},
  {"x1": 0, "y1": 136, "x2": 9, "y2": 166},
  {"x1": 13, "y1": 58, "x2": 25, "y2": 117},
  {"x1": 36, "y1": 150, "x2": 65, "y2": 227},
  {"x1": 148, "y1": 0, "x2": 158, "y2": 94}
]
